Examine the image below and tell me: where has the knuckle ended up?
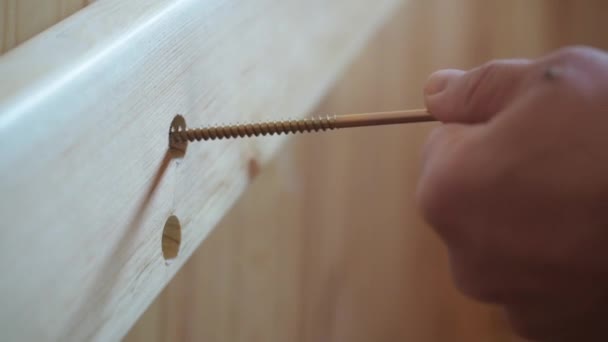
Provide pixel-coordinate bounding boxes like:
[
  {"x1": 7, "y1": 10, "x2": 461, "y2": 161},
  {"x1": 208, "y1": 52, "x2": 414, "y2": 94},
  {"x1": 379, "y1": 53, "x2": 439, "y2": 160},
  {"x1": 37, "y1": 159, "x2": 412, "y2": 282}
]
[
  {"x1": 417, "y1": 135, "x2": 467, "y2": 227},
  {"x1": 539, "y1": 46, "x2": 608, "y2": 103},
  {"x1": 417, "y1": 175, "x2": 450, "y2": 230},
  {"x1": 542, "y1": 46, "x2": 603, "y2": 78},
  {"x1": 458, "y1": 282, "x2": 503, "y2": 304},
  {"x1": 419, "y1": 126, "x2": 446, "y2": 162},
  {"x1": 552, "y1": 45, "x2": 600, "y2": 62},
  {"x1": 416, "y1": 177, "x2": 442, "y2": 228},
  {"x1": 454, "y1": 279, "x2": 497, "y2": 303},
  {"x1": 416, "y1": 182, "x2": 446, "y2": 229},
  {"x1": 450, "y1": 256, "x2": 501, "y2": 303},
  {"x1": 505, "y1": 308, "x2": 550, "y2": 341}
]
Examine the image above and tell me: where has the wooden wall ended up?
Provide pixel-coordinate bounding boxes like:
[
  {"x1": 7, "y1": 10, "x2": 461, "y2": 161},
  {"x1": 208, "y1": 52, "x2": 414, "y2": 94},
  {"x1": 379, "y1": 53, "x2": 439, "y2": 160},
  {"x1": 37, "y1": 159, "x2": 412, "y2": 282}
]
[
  {"x1": 2, "y1": 1, "x2": 608, "y2": 341},
  {"x1": 0, "y1": 0, "x2": 89, "y2": 53}
]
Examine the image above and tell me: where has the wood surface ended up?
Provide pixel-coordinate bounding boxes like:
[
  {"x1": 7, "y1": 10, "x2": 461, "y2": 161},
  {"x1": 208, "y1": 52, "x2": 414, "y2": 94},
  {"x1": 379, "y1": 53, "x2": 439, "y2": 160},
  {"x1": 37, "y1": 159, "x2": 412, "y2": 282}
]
[
  {"x1": 0, "y1": 1, "x2": 401, "y2": 341},
  {"x1": 126, "y1": 1, "x2": 608, "y2": 341},
  {"x1": 0, "y1": 0, "x2": 89, "y2": 53}
]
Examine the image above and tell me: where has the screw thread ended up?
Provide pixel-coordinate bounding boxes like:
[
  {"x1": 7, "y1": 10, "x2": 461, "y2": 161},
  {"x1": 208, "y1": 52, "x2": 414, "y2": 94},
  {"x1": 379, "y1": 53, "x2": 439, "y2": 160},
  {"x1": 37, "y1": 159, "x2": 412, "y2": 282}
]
[{"x1": 171, "y1": 116, "x2": 337, "y2": 142}]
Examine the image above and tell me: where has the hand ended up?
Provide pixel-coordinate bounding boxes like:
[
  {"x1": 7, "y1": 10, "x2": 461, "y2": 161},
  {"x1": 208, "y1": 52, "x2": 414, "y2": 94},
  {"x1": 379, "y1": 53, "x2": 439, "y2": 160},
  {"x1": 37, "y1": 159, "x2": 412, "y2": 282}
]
[{"x1": 417, "y1": 46, "x2": 608, "y2": 342}]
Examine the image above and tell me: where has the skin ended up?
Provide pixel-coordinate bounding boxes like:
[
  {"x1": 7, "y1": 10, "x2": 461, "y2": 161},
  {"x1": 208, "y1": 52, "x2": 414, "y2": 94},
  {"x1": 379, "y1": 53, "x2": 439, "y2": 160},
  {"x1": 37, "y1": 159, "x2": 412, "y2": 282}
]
[{"x1": 416, "y1": 46, "x2": 608, "y2": 342}]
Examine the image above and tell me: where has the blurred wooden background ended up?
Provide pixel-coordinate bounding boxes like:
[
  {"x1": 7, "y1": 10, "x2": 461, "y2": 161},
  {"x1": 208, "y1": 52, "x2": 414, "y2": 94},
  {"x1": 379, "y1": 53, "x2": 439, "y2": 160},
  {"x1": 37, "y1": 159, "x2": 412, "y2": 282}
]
[
  {"x1": 0, "y1": 0, "x2": 88, "y2": 53},
  {"x1": 3, "y1": 1, "x2": 608, "y2": 341}
]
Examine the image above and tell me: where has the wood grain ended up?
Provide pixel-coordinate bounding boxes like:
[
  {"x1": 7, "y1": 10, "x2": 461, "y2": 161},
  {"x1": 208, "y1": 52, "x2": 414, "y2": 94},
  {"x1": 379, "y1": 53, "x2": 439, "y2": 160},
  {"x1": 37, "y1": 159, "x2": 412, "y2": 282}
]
[
  {"x1": 0, "y1": 0, "x2": 89, "y2": 53},
  {"x1": 0, "y1": 0, "x2": 401, "y2": 341},
  {"x1": 126, "y1": 1, "x2": 608, "y2": 341}
]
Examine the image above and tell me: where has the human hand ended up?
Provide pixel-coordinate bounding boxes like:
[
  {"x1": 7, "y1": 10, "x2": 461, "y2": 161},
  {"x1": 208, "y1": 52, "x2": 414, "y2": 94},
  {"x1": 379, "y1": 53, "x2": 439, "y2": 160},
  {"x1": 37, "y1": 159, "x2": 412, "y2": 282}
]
[{"x1": 417, "y1": 46, "x2": 608, "y2": 342}]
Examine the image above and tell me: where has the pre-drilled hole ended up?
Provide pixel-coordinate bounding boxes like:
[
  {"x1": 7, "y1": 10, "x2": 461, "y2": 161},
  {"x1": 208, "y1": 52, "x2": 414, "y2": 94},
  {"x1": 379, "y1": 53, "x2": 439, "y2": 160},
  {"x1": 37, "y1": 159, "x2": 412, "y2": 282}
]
[
  {"x1": 169, "y1": 114, "x2": 187, "y2": 156},
  {"x1": 162, "y1": 215, "x2": 181, "y2": 262}
]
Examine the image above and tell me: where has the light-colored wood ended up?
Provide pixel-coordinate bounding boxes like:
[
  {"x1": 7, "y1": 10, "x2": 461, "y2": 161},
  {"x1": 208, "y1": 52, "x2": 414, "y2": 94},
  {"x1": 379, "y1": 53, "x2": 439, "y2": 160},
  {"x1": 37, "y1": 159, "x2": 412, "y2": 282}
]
[
  {"x1": 0, "y1": 0, "x2": 402, "y2": 341},
  {"x1": 0, "y1": 0, "x2": 89, "y2": 54},
  {"x1": 127, "y1": 1, "x2": 608, "y2": 341}
]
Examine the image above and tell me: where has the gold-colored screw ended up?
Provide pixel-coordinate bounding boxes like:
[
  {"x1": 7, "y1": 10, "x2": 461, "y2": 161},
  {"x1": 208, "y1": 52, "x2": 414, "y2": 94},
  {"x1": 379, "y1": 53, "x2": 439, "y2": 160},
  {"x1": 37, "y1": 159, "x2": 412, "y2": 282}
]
[{"x1": 170, "y1": 109, "x2": 435, "y2": 143}]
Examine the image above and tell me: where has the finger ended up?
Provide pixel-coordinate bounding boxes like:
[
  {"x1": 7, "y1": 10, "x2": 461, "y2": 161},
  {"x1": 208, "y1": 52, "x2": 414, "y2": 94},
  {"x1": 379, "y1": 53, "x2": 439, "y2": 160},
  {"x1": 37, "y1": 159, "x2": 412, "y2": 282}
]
[
  {"x1": 417, "y1": 123, "x2": 474, "y2": 229},
  {"x1": 424, "y1": 59, "x2": 532, "y2": 124}
]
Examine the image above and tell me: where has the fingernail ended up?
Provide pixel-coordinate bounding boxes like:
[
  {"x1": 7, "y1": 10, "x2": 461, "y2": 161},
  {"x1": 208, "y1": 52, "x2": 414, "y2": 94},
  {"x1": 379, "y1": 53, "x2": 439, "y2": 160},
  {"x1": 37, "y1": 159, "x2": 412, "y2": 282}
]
[{"x1": 424, "y1": 69, "x2": 464, "y2": 96}]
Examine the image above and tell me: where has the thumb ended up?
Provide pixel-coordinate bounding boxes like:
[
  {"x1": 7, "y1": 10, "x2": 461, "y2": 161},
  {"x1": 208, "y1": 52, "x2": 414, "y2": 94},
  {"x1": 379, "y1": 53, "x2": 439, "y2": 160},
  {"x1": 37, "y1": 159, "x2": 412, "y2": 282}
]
[{"x1": 424, "y1": 60, "x2": 532, "y2": 123}]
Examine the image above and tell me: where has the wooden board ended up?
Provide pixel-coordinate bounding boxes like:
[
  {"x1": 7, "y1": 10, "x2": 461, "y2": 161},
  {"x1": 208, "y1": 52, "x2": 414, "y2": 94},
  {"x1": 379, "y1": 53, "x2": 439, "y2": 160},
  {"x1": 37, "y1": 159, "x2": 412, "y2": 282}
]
[
  {"x1": 0, "y1": 0, "x2": 401, "y2": 340},
  {"x1": 126, "y1": 0, "x2": 608, "y2": 341}
]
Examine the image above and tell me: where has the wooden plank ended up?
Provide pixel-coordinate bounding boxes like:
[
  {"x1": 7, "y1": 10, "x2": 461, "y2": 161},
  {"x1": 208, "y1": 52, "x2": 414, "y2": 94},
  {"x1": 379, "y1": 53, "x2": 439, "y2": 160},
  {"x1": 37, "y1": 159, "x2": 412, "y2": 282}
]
[
  {"x1": 127, "y1": 0, "x2": 608, "y2": 341},
  {"x1": 0, "y1": 0, "x2": 401, "y2": 341},
  {"x1": 0, "y1": 0, "x2": 89, "y2": 54}
]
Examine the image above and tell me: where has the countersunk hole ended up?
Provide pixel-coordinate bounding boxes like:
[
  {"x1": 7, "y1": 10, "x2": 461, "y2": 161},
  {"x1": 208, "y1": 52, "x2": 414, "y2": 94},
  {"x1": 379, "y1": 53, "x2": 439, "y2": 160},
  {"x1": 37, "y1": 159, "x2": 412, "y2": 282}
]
[
  {"x1": 162, "y1": 215, "x2": 181, "y2": 262},
  {"x1": 169, "y1": 114, "x2": 187, "y2": 157}
]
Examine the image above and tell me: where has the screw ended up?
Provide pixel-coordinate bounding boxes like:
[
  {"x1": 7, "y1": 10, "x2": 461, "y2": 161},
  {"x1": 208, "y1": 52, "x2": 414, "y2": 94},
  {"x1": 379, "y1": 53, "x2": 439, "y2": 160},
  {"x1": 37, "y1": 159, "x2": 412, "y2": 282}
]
[{"x1": 170, "y1": 109, "x2": 434, "y2": 143}]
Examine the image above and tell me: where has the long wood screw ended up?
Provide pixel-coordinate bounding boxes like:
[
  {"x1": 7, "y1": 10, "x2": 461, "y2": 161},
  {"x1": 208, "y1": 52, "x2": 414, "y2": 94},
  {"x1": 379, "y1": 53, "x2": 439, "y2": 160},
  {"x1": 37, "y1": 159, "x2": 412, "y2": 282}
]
[{"x1": 170, "y1": 109, "x2": 435, "y2": 143}]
